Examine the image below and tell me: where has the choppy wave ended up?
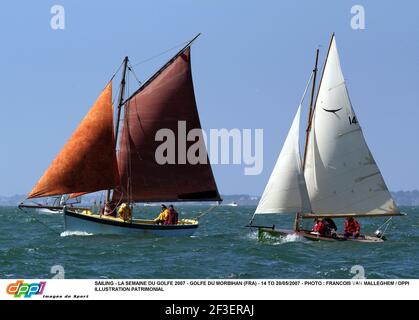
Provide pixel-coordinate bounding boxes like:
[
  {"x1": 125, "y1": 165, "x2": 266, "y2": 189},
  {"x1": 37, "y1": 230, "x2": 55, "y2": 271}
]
[
  {"x1": 1, "y1": 206, "x2": 418, "y2": 278},
  {"x1": 60, "y1": 231, "x2": 93, "y2": 237},
  {"x1": 278, "y1": 233, "x2": 306, "y2": 244},
  {"x1": 256, "y1": 230, "x2": 307, "y2": 245}
]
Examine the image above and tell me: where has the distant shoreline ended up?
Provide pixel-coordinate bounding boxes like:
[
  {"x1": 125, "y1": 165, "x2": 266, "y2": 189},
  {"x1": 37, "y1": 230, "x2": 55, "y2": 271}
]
[{"x1": 2, "y1": 191, "x2": 419, "y2": 207}]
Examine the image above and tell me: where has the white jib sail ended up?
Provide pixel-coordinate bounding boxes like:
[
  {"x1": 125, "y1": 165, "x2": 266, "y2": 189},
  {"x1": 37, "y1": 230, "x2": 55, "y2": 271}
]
[
  {"x1": 304, "y1": 36, "x2": 399, "y2": 215},
  {"x1": 255, "y1": 105, "x2": 312, "y2": 214}
]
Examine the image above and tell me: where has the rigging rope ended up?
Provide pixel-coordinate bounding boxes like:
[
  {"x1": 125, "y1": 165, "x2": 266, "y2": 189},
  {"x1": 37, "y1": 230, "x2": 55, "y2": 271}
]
[
  {"x1": 112, "y1": 81, "x2": 121, "y2": 106},
  {"x1": 18, "y1": 206, "x2": 61, "y2": 236},
  {"x1": 130, "y1": 40, "x2": 189, "y2": 68},
  {"x1": 195, "y1": 203, "x2": 220, "y2": 220},
  {"x1": 128, "y1": 62, "x2": 142, "y2": 87},
  {"x1": 375, "y1": 217, "x2": 393, "y2": 238},
  {"x1": 299, "y1": 71, "x2": 315, "y2": 107},
  {"x1": 109, "y1": 59, "x2": 125, "y2": 82}
]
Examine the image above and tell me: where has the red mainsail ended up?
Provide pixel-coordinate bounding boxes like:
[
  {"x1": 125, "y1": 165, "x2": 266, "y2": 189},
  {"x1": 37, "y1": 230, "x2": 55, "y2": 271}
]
[
  {"x1": 113, "y1": 47, "x2": 220, "y2": 202},
  {"x1": 28, "y1": 82, "x2": 120, "y2": 199}
]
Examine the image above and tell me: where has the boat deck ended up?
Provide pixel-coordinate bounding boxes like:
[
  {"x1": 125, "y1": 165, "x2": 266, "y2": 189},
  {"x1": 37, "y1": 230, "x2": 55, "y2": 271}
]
[{"x1": 69, "y1": 209, "x2": 198, "y2": 226}]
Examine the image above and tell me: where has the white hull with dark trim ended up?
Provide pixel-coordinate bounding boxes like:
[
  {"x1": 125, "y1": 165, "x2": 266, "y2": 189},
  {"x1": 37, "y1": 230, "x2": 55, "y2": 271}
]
[{"x1": 63, "y1": 208, "x2": 198, "y2": 237}]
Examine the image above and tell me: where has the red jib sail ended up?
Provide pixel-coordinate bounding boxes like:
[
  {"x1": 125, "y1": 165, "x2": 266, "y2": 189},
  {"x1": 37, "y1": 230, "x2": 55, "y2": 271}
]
[
  {"x1": 113, "y1": 47, "x2": 221, "y2": 202},
  {"x1": 28, "y1": 82, "x2": 120, "y2": 199}
]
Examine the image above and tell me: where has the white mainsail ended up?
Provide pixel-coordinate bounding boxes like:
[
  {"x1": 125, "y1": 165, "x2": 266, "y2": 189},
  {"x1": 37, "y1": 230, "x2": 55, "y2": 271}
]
[
  {"x1": 255, "y1": 106, "x2": 311, "y2": 214},
  {"x1": 304, "y1": 35, "x2": 399, "y2": 215}
]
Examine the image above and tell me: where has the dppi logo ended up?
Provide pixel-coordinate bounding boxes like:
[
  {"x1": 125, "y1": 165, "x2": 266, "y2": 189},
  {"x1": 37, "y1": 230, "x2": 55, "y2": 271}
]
[{"x1": 6, "y1": 280, "x2": 46, "y2": 298}]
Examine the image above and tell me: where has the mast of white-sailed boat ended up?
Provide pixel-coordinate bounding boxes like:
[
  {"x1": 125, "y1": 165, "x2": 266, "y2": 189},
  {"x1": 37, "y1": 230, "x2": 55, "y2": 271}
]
[
  {"x1": 302, "y1": 33, "x2": 335, "y2": 169},
  {"x1": 293, "y1": 48, "x2": 320, "y2": 231},
  {"x1": 302, "y1": 49, "x2": 319, "y2": 170},
  {"x1": 106, "y1": 56, "x2": 129, "y2": 203},
  {"x1": 296, "y1": 34, "x2": 334, "y2": 230}
]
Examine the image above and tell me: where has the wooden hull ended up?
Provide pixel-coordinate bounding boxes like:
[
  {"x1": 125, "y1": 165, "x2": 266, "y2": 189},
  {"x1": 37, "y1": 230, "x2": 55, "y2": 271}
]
[
  {"x1": 63, "y1": 208, "x2": 198, "y2": 237},
  {"x1": 258, "y1": 228, "x2": 385, "y2": 243}
]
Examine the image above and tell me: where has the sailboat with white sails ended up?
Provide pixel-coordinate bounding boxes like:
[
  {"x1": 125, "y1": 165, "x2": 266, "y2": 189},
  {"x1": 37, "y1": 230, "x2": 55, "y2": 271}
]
[
  {"x1": 19, "y1": 34, "x2": 221, "y2": 236},
  {"x1": 249, "y1": 34, "x2": 404, "y2": 242}
]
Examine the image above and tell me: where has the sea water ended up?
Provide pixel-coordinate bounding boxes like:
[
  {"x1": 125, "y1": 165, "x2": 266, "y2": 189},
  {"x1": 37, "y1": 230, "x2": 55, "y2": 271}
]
[{"x1": 0, "y1": 206, "x2": 418, "y2": 279}]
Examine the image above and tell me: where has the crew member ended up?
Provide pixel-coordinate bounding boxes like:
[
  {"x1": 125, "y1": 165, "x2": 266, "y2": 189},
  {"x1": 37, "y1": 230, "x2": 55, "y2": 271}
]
[
  {"x1": 312, "y1": 218, "x2": 326, "y2": 235},
  {"x1": 344, "y1": 217, "x2": 361, "y2": 238},
  {"x1": 154, "y1": 204, "x2": 169, "y2": 224},
  {"x1": 165, "y1": 205, "x2": 179, "y2": 225},
  {"x1": 118, "y1": 203, "x2": 132, "y2": 221},
  {"x1": 324, "y1": 217, "x2": 338, "y2": 238}
]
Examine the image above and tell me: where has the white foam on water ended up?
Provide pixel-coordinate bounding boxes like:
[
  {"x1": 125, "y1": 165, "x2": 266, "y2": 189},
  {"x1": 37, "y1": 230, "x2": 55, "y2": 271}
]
[
  {"x1": 270, "y1": 233, "x2": 307, "y2": 245},
  {"x1": 60, "y1": 230, "x2": 93, "y2": 237},
  {"x1": 247, "y1": 230, "x2": 306, "y2": 245},
  {"x1": 279, "y1": 233, "x2": 305, "y2": 244},
  {"x1": 246, "y1": 230, "x2": 259, "y2": 241},
  {"x1": 261, "y1": 232, "x2": 307, "y2": 245}
]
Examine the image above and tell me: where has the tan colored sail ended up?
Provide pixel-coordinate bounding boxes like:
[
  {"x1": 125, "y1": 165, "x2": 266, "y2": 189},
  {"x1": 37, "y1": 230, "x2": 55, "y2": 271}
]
[
  {"x1": 68, "y1": 192, "x2": 88, "y2": 199},
  {"x1": 28, "y1": 82, "x2": 120, "y2": 199}
]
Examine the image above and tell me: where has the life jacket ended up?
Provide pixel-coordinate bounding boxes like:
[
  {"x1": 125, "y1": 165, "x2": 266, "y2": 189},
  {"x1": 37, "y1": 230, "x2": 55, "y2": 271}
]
[
  {"x1": 312, "y1": 221, "x2": 326, "y2": 234},
  {"x1": 344, "y1": 219, "x2": 361, "y2": 233},
  {"x1": 165, "y1": 209, "x2": 178, "y2": 225},
  {"x1": 118, "y1": 204, "x2": 131, "y2": 221},
  {"x1": 154, "y1": 209, "x2": 169, "y2": 222},
  {"x1": 117, "y1": 207, "x2": 125, "y2": 220}
]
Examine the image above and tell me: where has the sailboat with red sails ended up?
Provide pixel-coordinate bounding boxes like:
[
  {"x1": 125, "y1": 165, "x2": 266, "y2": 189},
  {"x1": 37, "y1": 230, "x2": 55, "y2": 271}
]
[{"x1": 19, "y1": 34, "x2": 221, "y2": 236}]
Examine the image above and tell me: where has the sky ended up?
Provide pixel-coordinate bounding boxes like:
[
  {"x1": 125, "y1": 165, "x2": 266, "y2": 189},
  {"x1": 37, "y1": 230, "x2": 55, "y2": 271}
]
[{"x1": 0, "y1": 0, "x2": 418, "y2": 196}]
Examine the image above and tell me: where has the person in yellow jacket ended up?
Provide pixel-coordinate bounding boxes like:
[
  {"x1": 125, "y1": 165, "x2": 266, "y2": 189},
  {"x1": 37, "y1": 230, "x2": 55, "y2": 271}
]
[
  {"x1": 118, "y1": 203, "x2": 132, "y2": 221},
  {"x1": 154, "y1": 204, "x2": 169, "y2": 224}
]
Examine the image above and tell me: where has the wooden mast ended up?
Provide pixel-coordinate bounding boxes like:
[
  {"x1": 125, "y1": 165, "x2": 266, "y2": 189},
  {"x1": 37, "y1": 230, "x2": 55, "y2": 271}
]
[
  {"x1": 106, "y1": 56, "x2": 129, "y2": 203},
  {"x1": 302, "y1": 33, "x2": 335, "y2": 169},
  {"x1": 293, "y1": 48, "x2": 319, "y2": 232},
  {"x1": 294, "y1": 49, "x2": 319, "y2": 231},
  {"x1": 295, "y1": 34, "x2": 335, "y2": 231},
  {"x1": 302, "y1": 49, "x2": 319, "y2": 170}
]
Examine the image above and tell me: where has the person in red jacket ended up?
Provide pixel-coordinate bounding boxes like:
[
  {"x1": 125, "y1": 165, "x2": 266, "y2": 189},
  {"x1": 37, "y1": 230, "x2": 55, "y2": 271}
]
[
  {"x1": 344, "y1": 217, "x2": 361, "y2": 238},
  {"x1": 311, "y1": 218, "x2": 326, "y2": 235},
  {"x1": 165, "y1": 205, "x2": 179, "y2": 225}
]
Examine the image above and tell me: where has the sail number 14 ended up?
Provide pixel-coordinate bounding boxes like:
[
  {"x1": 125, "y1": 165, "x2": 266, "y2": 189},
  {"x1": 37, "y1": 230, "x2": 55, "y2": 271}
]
[{"x1": 349, "y1": 116, "x2": 358, "y2": 125}]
